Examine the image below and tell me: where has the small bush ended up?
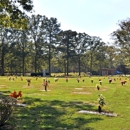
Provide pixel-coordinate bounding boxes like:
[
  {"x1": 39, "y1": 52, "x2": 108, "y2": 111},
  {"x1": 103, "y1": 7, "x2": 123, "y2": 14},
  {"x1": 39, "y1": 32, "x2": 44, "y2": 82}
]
[{"x1": 0, "y1": 96, "x2": 17, "y2": 126}]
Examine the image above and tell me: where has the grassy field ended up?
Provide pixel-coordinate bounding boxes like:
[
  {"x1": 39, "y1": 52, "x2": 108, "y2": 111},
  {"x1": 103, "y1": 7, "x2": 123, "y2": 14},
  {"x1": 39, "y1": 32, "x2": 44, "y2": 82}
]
[{"x1": 0, "y1": 75, "x2": 130, "y2": 130}]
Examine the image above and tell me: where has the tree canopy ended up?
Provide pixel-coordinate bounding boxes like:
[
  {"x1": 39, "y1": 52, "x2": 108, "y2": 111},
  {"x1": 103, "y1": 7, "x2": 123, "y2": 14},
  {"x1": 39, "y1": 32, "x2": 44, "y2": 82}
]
[
  {"x1": 0, "y1": 1, "x2": 129, "y2": 75},
  {"x1": 0, "y1": 0, "x2": 33, "y2": 29}
]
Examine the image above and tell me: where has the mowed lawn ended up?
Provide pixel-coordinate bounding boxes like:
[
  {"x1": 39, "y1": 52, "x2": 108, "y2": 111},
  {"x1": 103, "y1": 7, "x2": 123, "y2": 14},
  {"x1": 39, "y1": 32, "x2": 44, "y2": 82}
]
[{"x1": 0, "y1": 75, "x2": 130, "y2": 130}]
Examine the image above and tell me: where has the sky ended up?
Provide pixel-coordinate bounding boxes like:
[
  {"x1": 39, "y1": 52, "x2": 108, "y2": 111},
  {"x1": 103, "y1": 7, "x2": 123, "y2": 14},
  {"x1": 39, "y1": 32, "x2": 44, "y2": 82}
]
[{"x1": 33, "y1": 0, "x2": 130, "y2": 43}]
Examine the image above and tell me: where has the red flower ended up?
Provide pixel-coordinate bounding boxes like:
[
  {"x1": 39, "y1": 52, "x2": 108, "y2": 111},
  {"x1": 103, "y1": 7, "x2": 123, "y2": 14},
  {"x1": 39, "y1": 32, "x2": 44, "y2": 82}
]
[{"x1": 10, "y1": 91, "x2": 22, "y2": 98}]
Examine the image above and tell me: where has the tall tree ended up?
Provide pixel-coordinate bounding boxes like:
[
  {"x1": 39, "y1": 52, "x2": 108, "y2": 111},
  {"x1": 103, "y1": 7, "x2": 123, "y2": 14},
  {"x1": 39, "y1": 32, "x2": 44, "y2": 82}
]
[
  {"x1": 13, "y1": 29, "x2": 30, "y2": 75},
  {"x1": 29, "y1": 14, "x2": 47, "y2": 73},
  {"x1": 111, "y1": 18, "x2": 130, "y2": 57},
  {"x1": 0, "y1": 26, "x2": 13, "y2": 75},
  {"x1": 58, "y1": 30, "x2": 77, "y2": 76},
  {"x1": 105, "y1": 45, "x2": 119, "y2": 68},
  {"x1": 0, "y1": 0, "x2": 33, "y2": 75},
  {"x1": 94, "y1": 45, "x2": 107, "y2": 72},
  {"x1": 44, "y1": 17, "x2": 61, "y2": 76},
  {"x1": 75, "y1": 33, "x2": 91, "y2": 75},
  {"x1": 88, "y1": 36, "x2": 105, "y2": 72}
]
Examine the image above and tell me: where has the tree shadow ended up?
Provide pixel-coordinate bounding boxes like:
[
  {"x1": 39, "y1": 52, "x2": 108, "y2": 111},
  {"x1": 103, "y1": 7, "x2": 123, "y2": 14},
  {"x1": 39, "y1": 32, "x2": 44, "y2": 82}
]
[
  {"x1": 0, "y1": 90, "x2": 11, "y2": 94},
  {"x1": 9, "y1": 97, "x2": 103, "y2": 130}
]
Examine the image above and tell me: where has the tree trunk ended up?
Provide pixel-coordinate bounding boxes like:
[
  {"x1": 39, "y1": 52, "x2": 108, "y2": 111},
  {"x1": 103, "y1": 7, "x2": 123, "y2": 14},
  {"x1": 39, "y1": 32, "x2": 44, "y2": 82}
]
[
  {"x1": 66, "y1": 39, "x2": 69, "y2": 76},
  {"x1": 64, "y1": 59, "x2": 66, "y2": 76},
  {"x1": 22, "y1": 49, "x2": 25, "y2": 76},
  {"x1": 1, "y1": 42, "x2": 5, "y2": 76},
  {"x1": 48, "y1": 44, "x2": 51, "y2": 76},
  {"x1": 34, "y1": 54, "x2": 37, "y2": 73},
  {"x1": 66, "y1": 56, "x2": 69, "y2": 76},
  {"x1": 78, "y1": 56, "x2": 81, "y2": 76},
  {"x1": 48, "y1": 34, "x2": 52, "y2": 77},
  {"x1": 1, "y1": 50, "x2": 4, "y2": 76}
]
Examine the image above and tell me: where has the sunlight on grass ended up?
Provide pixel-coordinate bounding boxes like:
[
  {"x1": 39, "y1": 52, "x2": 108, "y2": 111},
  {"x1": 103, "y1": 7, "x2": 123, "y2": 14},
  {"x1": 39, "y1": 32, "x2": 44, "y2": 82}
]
[{"x1": 0, "y1": 75, "x2": 130, "y2": 129}]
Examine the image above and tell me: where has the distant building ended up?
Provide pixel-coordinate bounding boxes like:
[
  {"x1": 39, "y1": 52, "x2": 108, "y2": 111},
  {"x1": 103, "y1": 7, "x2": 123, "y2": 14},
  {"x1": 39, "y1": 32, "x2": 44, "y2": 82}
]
[{"x1": 100, "y1": 68, "x2": 116, "y2": 76}]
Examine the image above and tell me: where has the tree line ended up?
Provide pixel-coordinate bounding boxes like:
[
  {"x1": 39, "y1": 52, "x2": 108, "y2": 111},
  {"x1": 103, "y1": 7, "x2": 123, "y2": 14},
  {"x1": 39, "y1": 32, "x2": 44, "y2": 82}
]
[{"x1": 0, "y1": 0, "x2": 130, "y2": 76}]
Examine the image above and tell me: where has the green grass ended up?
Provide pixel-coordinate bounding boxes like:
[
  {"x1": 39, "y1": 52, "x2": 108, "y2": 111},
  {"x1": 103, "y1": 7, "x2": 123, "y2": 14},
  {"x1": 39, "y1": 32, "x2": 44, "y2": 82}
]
[{"x1": 0, "y1": 76, "x2": 130, "y2": 130}]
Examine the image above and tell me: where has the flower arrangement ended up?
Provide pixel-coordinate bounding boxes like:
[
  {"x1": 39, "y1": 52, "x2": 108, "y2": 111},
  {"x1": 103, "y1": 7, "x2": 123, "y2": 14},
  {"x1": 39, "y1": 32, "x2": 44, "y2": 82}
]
[
  {"x1": 10, "y1": 91, "x2": 22, "y2": 99},
  {"x1": 54, "y1": 78, "x2": 59, "y2": 82},
  {"x1": 121, "y1": 80, "x2": 127, "y2": 86},
  {"x1": 66, "y1": 77, "x2": 68, "y2": 82},
  {"x1": 26, "y1": 79, "x2": 31, "y2": 86},
  {"x1": 109, "y1": 78, "x2": 112, "y2": 83},
  {"x1": 98, "y1": 94, "x2": 105, "y2": 107},
  {"x1": 96, "y1": 84, "x2": 101, "y2": 90},
  {"x1": 97, "y1": 94, "x2": 106, "y2": 113},
  {"x1": 91, "y1": 79, "x2": 93, "y2": 83}
]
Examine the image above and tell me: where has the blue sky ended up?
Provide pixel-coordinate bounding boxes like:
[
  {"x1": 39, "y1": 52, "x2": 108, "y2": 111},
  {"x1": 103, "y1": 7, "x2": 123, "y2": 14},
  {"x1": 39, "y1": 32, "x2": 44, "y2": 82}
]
[{"x1": 33, "y1": 0, "x2": 130, "y2": 43}]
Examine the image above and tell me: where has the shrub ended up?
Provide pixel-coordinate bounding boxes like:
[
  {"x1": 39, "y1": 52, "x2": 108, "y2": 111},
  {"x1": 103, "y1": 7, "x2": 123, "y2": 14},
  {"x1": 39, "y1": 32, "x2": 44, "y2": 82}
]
[{"x1": 0, "y1": 96, "x2": 17, "y2": 126}]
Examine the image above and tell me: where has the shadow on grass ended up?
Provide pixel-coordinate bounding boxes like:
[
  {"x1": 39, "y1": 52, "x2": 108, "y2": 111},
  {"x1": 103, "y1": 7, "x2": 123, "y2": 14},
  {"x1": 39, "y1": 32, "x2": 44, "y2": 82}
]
[
  {"x1": 0, "y1": 90, "x2": 11, "y2": 94},
  {"x1": 9, "y1": 97, "x2": 103, "y2": 130}
]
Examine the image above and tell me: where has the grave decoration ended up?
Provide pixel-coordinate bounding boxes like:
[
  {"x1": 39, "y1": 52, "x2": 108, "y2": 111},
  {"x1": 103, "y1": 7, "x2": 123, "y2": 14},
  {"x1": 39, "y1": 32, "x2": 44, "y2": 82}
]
[
  {"x1": 26, "y1": 79, "x2": 31, "y2": 86},
  {"x1": 98, "y1": 94, "x2": 105, "y2": 113},
  {"x1": 10, "y1": 91, "x2": 22, "y2": 99}
]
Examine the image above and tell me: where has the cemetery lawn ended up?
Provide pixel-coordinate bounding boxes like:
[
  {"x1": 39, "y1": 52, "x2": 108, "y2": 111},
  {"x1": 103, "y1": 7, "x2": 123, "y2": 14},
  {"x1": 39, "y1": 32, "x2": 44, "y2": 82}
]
[{"x1": 0, "y1": 76, "x2": 130, "y2": 130}]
